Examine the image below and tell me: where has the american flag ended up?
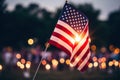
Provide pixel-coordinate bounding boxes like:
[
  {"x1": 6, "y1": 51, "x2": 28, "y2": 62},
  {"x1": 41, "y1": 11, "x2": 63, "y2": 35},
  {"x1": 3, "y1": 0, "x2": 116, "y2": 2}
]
[{"x1": 49, "y1": 3, "x2": 91, "y2": 71}]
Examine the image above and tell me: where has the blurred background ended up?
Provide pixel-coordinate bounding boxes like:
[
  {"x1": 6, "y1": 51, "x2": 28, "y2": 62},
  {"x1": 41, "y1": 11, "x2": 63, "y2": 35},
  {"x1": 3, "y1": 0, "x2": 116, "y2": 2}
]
[{"x1": 0, "y1": 0, "x2": 120, "y2": 80}]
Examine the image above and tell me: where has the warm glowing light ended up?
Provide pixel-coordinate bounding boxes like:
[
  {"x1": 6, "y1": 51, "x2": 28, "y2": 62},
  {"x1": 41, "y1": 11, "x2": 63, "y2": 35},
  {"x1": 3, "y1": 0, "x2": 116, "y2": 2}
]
[
  {"x1": 108, "y1": 61, "x2": 113, "y2": 67},
  {"x1": 21, "y1": 59, "x2": 26, "y2": 64},
  {"x1": 0, "y1": 65, "x2": 3, "y2": 71},
  {"x1": 20, "y1": 64, "x2": 25, "y2": 69},
  {"x1": 42, "y1": 60, "x2": 47, "y2": 65},
  {"x1": 101, "y1": 57, "x2": 106, "y2": 62},
  {"x1": 26, "y1": 61, "x2": 31, "y2": 65},
  {"x1": 100, "y1": 47, "x2": 107, "y2": 53},
  {"x1": 114, "y1": 48, "x2": 120, "y2": 54},
  {"x1": 93, "y1": 62, "x2": 98, "y2": 67},
  {"x1": 91, "y1": 45, "x2": 96, "y2": 51},
  {"x1": 75, "y1": 35, "x2": 80, "y2": 42},
  {"x1": 52, "y1": 59, "x2": 58, "y2": 66},
  {"x1": 92, "y1": 56, "x2": 97, "y2": 62},
  {"x1": 119, "y1": 62, "x2": 120, "y2": 68},
  {"x1": 16, "y1": 53, "x2": 21, "y2": 59},
  {"x1": 52, "y1": 59, "x2": 58, "y2": 70},
  {"x1": 66, "y1": 59, "x2": 70, "y2": 65},
  {"x1": 59, "y1": 58, "x2": 65, "y2": 64},
  {"x1": 114, "y1": 61, "x2": 119, "y2": 67},
  {"x1": 89, "y1": 38, "x2": 91, "y2": 43},
  {"x1": 28, "y1": 38, "x2": 34, "y2": 45},
  {"x1": 70, "y1": 63, "x2": 74, "y2": 68},
  {"x1": 17, "y1": 61, "x2": 21, "y2": 67},
  {"x1": 98, "y1": 58, "x2": 102, "y2": 63},
  {"x1": 88, "y1": 63, "x2": 93, "y2": 68},
  {"x1": 45, "y1": 64, "x2": 51, "y2": 70},
  {"x1": 75, "y1": 57, "x2": 79, "y2": 62},
  {"x1": 25, "y1": 63, "x2": 31, "y2": 69},
  {"x1": 101, "y1": 62, "x2": 106, "y2": 69},
  {"x1": 109, "y1": 45, "x2": 115, "y2": 52},
  {"x1": 113, "y1": 60, "x2": 116, "y2": 63}
]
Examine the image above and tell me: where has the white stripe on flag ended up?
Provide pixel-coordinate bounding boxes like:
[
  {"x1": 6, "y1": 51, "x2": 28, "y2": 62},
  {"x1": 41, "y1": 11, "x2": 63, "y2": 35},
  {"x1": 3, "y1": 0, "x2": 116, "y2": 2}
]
[{"x1": 54, "y1": 28, "x2": 75, "y2": 44}]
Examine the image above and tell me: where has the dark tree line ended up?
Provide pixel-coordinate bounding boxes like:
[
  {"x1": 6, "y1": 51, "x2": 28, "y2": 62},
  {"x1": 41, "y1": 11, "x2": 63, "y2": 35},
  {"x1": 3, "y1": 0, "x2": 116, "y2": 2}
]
[{"x1": 0, "y1": 0, "x2": 120, "y2": 50}]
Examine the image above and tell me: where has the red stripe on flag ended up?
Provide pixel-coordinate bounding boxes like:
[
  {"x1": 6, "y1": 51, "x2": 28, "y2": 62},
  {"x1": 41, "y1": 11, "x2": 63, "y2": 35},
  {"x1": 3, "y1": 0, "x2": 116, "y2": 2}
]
[
  {"x1": 56, "y1": 24, "x2": 76, "y2": 38},
  {"x1": 52, "y1": 32, "x2": 74, "y2": 47}
]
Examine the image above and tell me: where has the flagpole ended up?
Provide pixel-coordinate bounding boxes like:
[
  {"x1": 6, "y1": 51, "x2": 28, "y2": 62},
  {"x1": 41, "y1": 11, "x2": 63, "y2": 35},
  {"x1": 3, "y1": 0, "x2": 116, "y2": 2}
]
[{"x1": 32, "y1": 42, "x2": 50, "y2": 80}]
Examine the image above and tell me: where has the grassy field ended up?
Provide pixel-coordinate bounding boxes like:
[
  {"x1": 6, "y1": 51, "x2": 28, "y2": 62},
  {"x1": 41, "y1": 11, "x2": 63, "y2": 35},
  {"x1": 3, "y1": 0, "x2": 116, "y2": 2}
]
[{"x1": 0, "y1": 66, "x2": 120, "y2": 80}]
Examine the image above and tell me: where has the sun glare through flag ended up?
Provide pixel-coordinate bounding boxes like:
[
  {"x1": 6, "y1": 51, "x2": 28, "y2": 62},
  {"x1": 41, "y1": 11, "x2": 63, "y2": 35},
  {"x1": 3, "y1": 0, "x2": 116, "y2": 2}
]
[{"x1": 49, "y1": 2, "x2": 91, "y2": 72}]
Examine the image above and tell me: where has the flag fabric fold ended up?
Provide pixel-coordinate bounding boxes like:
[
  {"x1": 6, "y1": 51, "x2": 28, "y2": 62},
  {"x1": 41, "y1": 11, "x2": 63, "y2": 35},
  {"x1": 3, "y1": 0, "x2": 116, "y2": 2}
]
[{"x1": 49, "y1": 2, "x2": 91, "y2": 72}]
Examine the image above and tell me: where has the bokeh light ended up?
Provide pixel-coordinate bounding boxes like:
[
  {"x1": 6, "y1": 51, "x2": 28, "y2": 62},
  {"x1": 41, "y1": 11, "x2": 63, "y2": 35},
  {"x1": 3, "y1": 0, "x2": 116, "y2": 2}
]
[
  {"x1": 0, "y1": 64, "x2": 3, "y2": 71},
  {"x1": 28, "y1": 38, "x2": 34, "y2": 45},
  {"x1": 20, "y1": 64, "x2": 25, "y2": 69},
  {"x1": 26, "y1": 61, "x2": 31, "y2": 65},
  {"x1": 70, "y1": 63, "x2": 74, "y2": 68},
  {"x1": 100, "y1": 62, "x2": 106, "y2": 69},
  {"x1": 42, "y1": 60, "x2": 47, "y2": 66},
  {"x1": 119, "y1": 62, "x2": 120, "y2": 68},
  {"x1": 101, "y1": 57, "x2": 106, "y2": 62},
  {"x1": 91, "y1": 45, "x2": 96, "y2": 51},
  {"x1": 114, "y1": 48, "x2": 120, "y2": 54},
  {"x1": 114, "y1": 61, "x2": 119, "y2": 67},
  {"x1": 109, "y1": 45, "x2": 115, "y2": 52},
  {"x1": 16, "y1": 53, "x2": 21, "y2": 59},
  {"x1": 17, "y1": 61, "x2": 21, "y2": 67},
  {"x1": 88, "y1": 63, "x2": 93, "y2": 68},
  {"x1": 93, "y1": 62, "x2": 98, "y2": 67},
  {"x1": 45, "y1": 64, "x2": 51, "y2": 70},
  {"x1": 108, "y1": 61, "x2": 113, "y2": 67},
  {"x1": 25, "y1": 63, "x2": 31, "y2": 69},
  {"x1": 52, "y1": 59, "x2": 58, "y2": 66},
  {"x1": 21, "y1": 59, "x2": 26, "y2": 64},
  {"x1": 100, "y1": 47, "x2": 107, "y2": 53},
  {"x1": 59, "y1": 58, "x2": 65, "y2": 64},
  {"x1": 92, "y1": 56, "x2": 97, "y2": 62},
  {"x1": 66, "y1": 59, "x2": 70, "y2": 65}
]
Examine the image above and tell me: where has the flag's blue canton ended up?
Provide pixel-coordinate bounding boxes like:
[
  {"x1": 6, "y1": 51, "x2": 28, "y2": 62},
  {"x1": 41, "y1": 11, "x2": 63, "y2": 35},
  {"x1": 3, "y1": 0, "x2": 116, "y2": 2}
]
[{"x1": 59, "y1": 3, "x2": 88, "y2": 33}]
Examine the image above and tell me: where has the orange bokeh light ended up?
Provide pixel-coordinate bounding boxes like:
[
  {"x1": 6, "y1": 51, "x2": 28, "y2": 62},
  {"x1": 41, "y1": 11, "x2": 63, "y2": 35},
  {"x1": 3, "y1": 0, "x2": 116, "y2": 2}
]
[
  {"x1": 26, "y1": 61, "x2": 31, "y2": 65},
  {"x1": 16, "y1": 53, "x2": 21, "y2": 59},
  {"x1": 21, "y1": 59, "x2": 26, "y2": 64},
  {"x1": 91, "y1": 45, "x2": 96, "y2": 51},
  {"x1": 59, "y1": 58, "x2": 65, "y2": 64},
  {"x1": 100, "y1": 62, "x2": 106, "y2": 69},
  {"x1": 42, "y1": 60, "x2": 47, "y2": 65},
  {"x1": 52, "y1": 59, "x2": 58, "y2": 66},
  {"x1": 108, "y1": 61, "x2": 113, "y2": 67},
  {"x1": 114, "y1": 48, "x2": 120, "y2": 54},
  {"x1": 92, "y1": 56, "x2": 97, "y2": 62},
  {"x1": 66, "y1": 59, "x2": 70, "y2": 65}
]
